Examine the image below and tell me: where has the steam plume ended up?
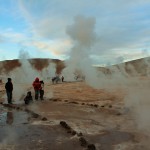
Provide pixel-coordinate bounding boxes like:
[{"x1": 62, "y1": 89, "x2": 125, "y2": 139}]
[{"x1": 63, "y1": 15, "x2": 150, "y2": 139}]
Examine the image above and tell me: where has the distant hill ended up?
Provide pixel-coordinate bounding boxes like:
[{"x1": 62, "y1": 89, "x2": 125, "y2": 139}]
[
  {"x1": 98, "y1": 57, "x2": 150, "y2": 76},
  {"x1": 0, "y1": 58, "x2": 65, "y2": 74},
  {"x1": 0, "y1": 57, "x2": 150, "y2": 77}
]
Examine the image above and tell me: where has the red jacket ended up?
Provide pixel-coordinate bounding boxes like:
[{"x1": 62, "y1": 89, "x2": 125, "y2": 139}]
[{"x1": 32, "y1": 78, "x2": 41, "y2": 90}]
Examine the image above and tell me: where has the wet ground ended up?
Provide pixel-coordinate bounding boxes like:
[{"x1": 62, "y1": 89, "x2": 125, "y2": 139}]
[
  {"x1": 0, "y1": 124, "x2": 81, "y2": 150},
  {"x1": 0, "y1": 106, "x2": 29, "y2": 126},
  {"x1": 0, "y1": 81, "x2": 149, "y2": 149},
  {"x1": 0, "y1": 105, "x2": 82, "y2": 150}
]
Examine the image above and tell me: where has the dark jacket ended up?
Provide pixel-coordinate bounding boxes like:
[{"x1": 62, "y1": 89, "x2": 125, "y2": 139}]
[
  {"x1": 5, "y1": 81, "x2": 13, "y2": 92},
  {"x1": 24, "y1": 91, "x2": 33, "y2": 105}
]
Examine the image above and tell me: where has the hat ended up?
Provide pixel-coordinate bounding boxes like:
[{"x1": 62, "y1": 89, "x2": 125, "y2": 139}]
[{"x1": 8, "y1": 78, "x2": 11, "y2": 81}]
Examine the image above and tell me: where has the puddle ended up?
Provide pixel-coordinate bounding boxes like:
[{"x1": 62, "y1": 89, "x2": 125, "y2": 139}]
[
  {"x1": 0, "y1": 106, "x2": 29, "y2": 126},
  {"x1": 0, "y1": 123, "x2": 82, "y2": 150}
]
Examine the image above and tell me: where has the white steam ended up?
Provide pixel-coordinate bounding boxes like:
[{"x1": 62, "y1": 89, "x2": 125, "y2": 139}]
[
  {"x1": 63, "y1": 15, "x2": 99, "y2": 84},
  {"x1": 3, "y1": 50, "x2": 56, "y2": 103},
  {"x1": 63, "y1": 15, "x2": 150, "y2": 137}
]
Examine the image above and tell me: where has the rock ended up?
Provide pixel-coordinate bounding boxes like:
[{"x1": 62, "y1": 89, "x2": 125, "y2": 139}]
[
  {"x1": 24, "y1": 108, "x2": 30, "y2": 113},
  {"x1": 16, "y1": 107, "x2": 21, "y2": 110},
  {"x1": 94, "y1": 104, "x2": 98, "y2": 108},
  {"x1": 67, "y1": 129, "x2": 76, "y2": 135},
  {"x1": 79, "y1": 137, "x2": 87, "y2": 147},
  {"x1": 32, "y1": 113, "x2": 40, "y2": 118},
  {"x1": 77, "y1": 132, "x2": 83, "y2": 137},
  {"x1": 87, "y1": 144, "x2": 96, "y2": 150},
  {"x1": 69, "y1": 101, "x2": 79, "y2": 104},
  {"x1": 60, "y1": 121, "x2": 71, "y2": 130},
  {"x1": 67, "y1": 130, "x2": 72, "y2": 133},
  {"x1": 22, "y1": 122, "x2": 29, "y2": 124},
  {"x1": 53, "y1": 99, "x2": 58, "y2": 101},
  {"x1": 41, "y1": 117, "x2": 48, "y2": 121},
  {"x1": 71, "y1": 130, "x2": 77, "y2": 135},
  {"x1": 64, "y1": 100, "x2": 68, "y2": 102},
  {"x1": 109, "y1": 105, "x2": 112, "y2": 108},
  {"x1": 116, "y1": 112, "x2": 121, "y2": 116},
  {"x1": 60, "y1": 121, "x2": 65, "y2": 125}
]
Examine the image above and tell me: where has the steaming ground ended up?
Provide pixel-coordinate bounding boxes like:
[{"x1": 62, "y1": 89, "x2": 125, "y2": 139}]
[{"x1": 0, "y1": 80, "x2": 150, "y2": 150}]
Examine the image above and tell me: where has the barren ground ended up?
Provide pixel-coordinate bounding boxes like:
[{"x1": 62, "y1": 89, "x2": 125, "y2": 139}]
[{"x1": 0, "y1": 81, "x2": 149, "y2": 150}]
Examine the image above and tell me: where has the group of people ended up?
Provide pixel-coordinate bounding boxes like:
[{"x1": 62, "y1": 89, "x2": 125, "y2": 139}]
[
  {"x1": 52, "y1": 75, "x2": 64, "y2": 84},
  {"x1": 5, "y1": 77, "x2": 44, "y2": 105},
  {"x1": 32, "y1": 77, "x2": 44, "y2": 100}
]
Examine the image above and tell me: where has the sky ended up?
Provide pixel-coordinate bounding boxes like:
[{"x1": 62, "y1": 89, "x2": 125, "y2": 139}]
[{"x1": 0, "y1": 0, "x2": 150, "y2": 65}]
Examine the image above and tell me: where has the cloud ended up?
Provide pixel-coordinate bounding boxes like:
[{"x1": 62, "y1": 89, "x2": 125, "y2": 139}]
[
  {"x1": 1, "y1": 0, "x2": 150, "y2": 63},
  {"x1": 26, "y1": 38, "x2": 72, "y2": 57},
  {"x1": 90, "y1": 48, "x2": 149, "y2": 66},
  {"x1": 0, "y1": 34, "x2": 5, "y2": 43},
  {"x1": 17, "y1": 0, "x2": 69, "y2": 38},
  {"x1": 0, "y1": 28, "x2": 26, "y2": 43},
  {"x1": 31, "y1": 18, "x2": 68, "y2": 39}
]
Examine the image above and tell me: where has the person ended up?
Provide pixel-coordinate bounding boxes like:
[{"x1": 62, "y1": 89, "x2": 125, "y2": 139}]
[
  {"x1": 52, "y1": 77, "x2": 56, "y2": 84},
  {"x1": 40, "y1": 80, "x2": 44, "y2": 100},
  {"x1": 62, "y1": 76, "x2": 64, "y2": 82},
  {"x1": 24, "y1": 91, "x2": 33, "y2": 104},
  {"x1": 5, "y1": 78, "x2": 13, "y2": 104},
  {"x1": 32, "y1": 77, "x2": 41, "y2": 100}
]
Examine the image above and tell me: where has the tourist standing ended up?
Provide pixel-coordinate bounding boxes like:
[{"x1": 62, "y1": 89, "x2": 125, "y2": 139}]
[
  {"x1": 32, "y1": 77, "x2": 41, "y2": 100},
  {"x1": 5, "y1": 78, "x2": 13, "y2": 104},
  {"x1": 40, "y1": 80, "x2": 44, "y2": 100},
  {"x1": 62, "y1": 76, "x2": 64, "y2": 82}
]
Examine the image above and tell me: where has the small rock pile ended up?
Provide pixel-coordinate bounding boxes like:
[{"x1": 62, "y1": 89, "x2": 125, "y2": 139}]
[{"x1": 60, "y1": 121, "x2": 96, "y2": 150}]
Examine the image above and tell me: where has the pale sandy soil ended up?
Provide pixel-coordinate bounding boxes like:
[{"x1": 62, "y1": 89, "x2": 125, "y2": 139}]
[{"x1": 0, "y1": 81, "x2": 149, "y2": 150}]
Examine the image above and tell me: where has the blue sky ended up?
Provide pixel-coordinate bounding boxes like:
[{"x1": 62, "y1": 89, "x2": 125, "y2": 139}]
[{"x1": 0, "y1": 0, "x2": 150, "y2": 65}]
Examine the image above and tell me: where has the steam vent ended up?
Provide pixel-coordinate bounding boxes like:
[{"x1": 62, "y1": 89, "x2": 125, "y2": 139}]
[{"x1": 0, "y1": 57, "x2": 150, "y2": 149}]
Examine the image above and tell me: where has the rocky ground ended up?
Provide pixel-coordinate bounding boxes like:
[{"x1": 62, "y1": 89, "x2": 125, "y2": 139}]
[{"x1": 0, "y1": 81, "x2": 149, "y2": 150}]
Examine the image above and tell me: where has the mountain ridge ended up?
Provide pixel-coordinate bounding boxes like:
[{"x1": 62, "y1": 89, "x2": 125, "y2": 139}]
[{"x1": 0, "y1": 57, "x2": 150, "y2": 76}]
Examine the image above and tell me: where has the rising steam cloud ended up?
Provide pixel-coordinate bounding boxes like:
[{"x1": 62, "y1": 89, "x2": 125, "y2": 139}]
[
  {"x1": 64, "y1": 15, "x2": 126, "y2": 88},
  {"x1": 63, "y1": 15, "x2": 150, "y2": 139},
  {"x1": 63, "y1": 15, "x2": 99, "y2": 84},
  {"x1": 2, "y1": 50, "x2": 56, "y2": 103}
]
